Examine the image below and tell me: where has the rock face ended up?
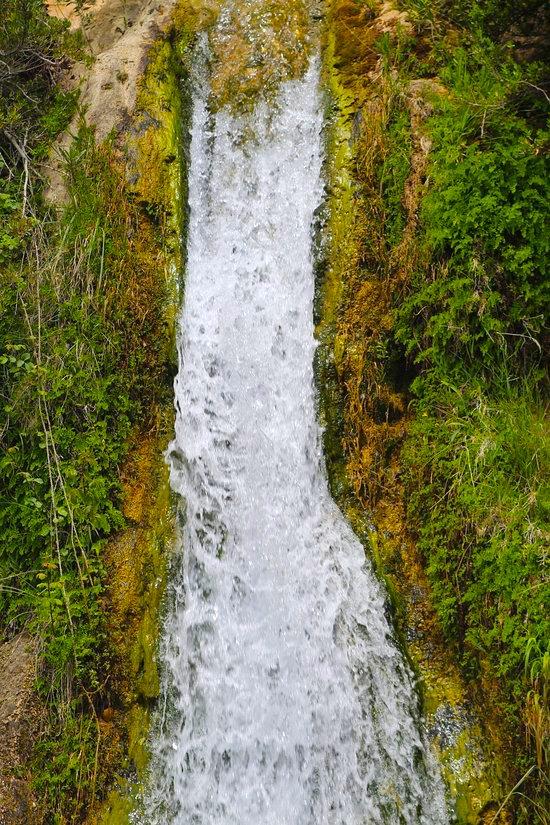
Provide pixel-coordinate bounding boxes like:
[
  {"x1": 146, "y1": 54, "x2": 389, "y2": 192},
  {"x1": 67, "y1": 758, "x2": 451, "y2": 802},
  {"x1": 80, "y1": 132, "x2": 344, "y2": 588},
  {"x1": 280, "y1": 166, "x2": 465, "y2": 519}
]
[
  {"x1": 45, "y1": 0, "x2": 178, "y2": 201},
  {"x1": 0, "y1": 634, "x2": 43, "y2": 825},
  {"x1": 69, "y1": 0, "x2": 178, "y2": 139}
]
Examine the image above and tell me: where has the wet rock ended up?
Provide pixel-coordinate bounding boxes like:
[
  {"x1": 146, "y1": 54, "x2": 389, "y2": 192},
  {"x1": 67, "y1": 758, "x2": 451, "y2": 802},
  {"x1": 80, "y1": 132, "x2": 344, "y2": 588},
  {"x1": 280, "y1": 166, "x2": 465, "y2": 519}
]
[
  {"x1": 409, "y1": 583, "x2": 426, "y2": 604},
  {"x1": 405, "y1": 624, "x2": 423, "y2": 642},
  {"x1": 429, "y1": 702, "x2": 474, "y2": 751}
]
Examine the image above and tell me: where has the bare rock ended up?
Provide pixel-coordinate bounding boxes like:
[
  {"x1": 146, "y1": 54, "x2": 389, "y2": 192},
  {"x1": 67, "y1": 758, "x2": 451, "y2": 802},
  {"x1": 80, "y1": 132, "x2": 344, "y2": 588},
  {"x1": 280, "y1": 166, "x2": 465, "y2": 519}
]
[{"x1": 44, "y1": 0, "x2": 179, "y2": 203}]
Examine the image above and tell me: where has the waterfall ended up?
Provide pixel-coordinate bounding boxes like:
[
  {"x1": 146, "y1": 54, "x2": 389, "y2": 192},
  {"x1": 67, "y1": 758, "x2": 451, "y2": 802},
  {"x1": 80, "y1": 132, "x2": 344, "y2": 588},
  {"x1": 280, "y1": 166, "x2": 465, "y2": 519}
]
[{"x1": 140, "y1": 59, "x2": 449, "y2": 825}]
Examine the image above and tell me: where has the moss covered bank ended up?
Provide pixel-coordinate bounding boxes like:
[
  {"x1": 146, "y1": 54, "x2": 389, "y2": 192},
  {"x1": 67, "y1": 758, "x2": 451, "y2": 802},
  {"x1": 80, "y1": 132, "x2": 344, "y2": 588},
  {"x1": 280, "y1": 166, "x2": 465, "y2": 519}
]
[
  {"x1": 316, "y1": 1, "x2": 548, "y2": 822},
  {"x1": 0, "y1": 1, "x2": 203, "y2": 819}
]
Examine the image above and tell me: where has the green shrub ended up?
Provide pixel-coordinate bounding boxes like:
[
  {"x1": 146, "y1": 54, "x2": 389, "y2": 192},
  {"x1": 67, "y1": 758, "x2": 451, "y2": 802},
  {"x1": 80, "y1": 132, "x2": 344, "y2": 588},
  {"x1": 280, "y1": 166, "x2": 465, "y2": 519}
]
[
  {"x1": 403, "y1": 373, "x2": 548, "y2": 674},
  {"x1": 396, "y1": 47, "x2": 549, "y2": 376},
  {"x1": 0, "y1": 127, "x2": 171, "y2": 816},
  {"x1": 400, "y1": 0, "x2": 548, "y2": 36},
  {"x1": 338, "y1": 2, "x2": 550, "y2": 810},
  {"x1": 0, "y1": 3, "x2": 176, "y2": 817}
]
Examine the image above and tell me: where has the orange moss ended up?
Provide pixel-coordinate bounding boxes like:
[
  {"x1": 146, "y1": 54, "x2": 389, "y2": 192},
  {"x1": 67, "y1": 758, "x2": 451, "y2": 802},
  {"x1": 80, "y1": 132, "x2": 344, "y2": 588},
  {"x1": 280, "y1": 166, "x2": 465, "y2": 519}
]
[
  {"x1": 103, "y1": 431, "x2": 172, "y2": 708},
  {"x1": 84, "y1": 425, "x2": 173, "y2": 825},
  {"x1": 209, "y1": 0, "x2": 313, "y2": 110},
  {"x1": 334, "y1": 102, "x2": 406, "y2": 504},
  {"x1": 329, "y1": 0, "x2": 379, "y2": 85},
  {"x1": 81, "y1": 134, "x2": 179, "y2": 823},
  {"x1": 324, "y1": 3, "x2": 439, "y2": 510}
]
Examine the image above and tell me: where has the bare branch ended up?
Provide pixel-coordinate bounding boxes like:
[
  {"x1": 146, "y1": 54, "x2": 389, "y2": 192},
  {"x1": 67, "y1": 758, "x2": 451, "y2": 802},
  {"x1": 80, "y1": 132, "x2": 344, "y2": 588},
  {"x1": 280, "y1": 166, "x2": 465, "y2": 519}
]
[{"x1": 2, "y1": 127, "x2": 32, "y2": 215}]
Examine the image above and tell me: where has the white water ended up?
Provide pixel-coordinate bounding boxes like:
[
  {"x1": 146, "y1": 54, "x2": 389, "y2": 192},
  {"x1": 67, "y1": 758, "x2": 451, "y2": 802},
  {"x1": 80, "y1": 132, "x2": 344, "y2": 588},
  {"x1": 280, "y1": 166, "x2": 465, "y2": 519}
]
[{"x1": 142, "y1": 62, "x2": 449, "y2": 824}]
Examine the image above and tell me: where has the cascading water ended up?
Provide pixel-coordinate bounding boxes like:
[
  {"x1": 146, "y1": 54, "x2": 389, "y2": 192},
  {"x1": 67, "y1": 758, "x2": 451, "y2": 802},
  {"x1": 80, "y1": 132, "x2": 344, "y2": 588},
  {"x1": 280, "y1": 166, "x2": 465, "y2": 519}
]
[{"x1": 141, "y1": 56, "x2": 449, "y2": 825}]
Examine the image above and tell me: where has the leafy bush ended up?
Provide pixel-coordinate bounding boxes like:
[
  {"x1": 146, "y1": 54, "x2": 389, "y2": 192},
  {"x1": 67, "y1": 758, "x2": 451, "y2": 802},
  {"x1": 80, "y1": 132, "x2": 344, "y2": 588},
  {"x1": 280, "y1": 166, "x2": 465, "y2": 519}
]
[
  {"x1": 388, "y1": 7, "x2": 550, "y2": 810},
  {"x1": 0, "y1": 3, "x2": 179, "y2": 818},
  {"x1": 400, "y1": 0, "x2": 549, "y2": 36},
  {"x1": 328, "y1": 1, "x2": 549, "y2": 813},
  {"x1": 396, "y1": 47, "x2": 549, "y2": 376},
  {"x1": 403, "y1": 374, "x2": 549, "y2": 676},
  {"x1": 0, "y1": 1, "x2": 75, "y2": 134}
]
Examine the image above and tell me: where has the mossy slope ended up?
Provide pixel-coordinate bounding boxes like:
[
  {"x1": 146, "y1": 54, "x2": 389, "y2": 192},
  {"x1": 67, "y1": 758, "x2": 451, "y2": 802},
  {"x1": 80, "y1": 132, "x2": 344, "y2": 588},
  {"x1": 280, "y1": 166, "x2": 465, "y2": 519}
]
[{"x1": 316, "y1": 2, "x2": 533, "y2": 821}]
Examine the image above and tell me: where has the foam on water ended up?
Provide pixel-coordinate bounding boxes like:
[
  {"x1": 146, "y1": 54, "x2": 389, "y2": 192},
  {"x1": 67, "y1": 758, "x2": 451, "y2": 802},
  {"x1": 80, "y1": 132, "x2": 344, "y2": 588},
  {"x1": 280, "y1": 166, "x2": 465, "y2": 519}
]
[{"x1": 141, "y1": 61, "x2": 449, "y2": 824}]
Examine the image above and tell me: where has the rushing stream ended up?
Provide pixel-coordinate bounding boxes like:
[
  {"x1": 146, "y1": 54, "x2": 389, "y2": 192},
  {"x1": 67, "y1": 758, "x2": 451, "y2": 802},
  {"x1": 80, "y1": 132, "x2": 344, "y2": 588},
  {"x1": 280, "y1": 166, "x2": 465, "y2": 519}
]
[{"x1": 142, "y1": 58, "x2": 449, "y2": 824}]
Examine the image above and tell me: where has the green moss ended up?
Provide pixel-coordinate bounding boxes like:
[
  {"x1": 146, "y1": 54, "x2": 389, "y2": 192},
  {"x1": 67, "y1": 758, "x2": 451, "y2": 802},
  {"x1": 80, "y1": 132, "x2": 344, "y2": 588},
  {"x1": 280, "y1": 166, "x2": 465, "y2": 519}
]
[
  {"x1": 127, "y1": 704, "x2": 153, "y2": 776},
  {"x1": 89, "y1": 14, "x2": 201, "y2": 821},
  {"x1": 445, "y1": 724, "x2": 514, "y2": 823},
  {"x1": 99, "y1": 789, "x2": 133, "y2": 825},
  {"x1": 131, "y1": 33, "x2": 194, "y2": 330}
]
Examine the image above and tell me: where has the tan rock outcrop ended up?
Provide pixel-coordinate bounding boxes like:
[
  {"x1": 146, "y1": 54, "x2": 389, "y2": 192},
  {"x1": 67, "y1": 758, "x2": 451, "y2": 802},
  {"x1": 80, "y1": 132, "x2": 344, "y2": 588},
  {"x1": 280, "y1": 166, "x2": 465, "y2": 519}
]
[{"x1": 45, "y1": 0, "x2": 179, "y2": 201}]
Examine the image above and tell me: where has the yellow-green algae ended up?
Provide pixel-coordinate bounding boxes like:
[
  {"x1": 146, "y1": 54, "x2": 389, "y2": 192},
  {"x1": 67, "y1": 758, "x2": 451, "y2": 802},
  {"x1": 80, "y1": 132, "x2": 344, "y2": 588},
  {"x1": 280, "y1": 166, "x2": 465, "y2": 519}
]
[
  {"x1": 84, "y1": 7, "x2": 216, "y2": 821},
  {"x1": 316, "y1": 2, "x2": 511, "y2": 821},
  {"x1": 208, "y1": 0, "x2": 314, "y2": 111}
]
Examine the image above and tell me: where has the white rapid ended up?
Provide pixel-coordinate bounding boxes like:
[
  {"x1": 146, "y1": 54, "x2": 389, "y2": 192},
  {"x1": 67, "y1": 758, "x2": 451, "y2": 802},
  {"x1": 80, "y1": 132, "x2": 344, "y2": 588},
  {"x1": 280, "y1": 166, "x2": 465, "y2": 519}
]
[{"x1": 142, "y1": 61, "x2": 449, "y2": 824}]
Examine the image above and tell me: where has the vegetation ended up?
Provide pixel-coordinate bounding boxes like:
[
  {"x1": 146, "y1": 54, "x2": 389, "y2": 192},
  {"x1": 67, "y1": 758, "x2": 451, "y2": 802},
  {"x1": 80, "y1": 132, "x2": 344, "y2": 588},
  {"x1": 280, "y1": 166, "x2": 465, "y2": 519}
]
[
  {"x1": 397, "y1": 7, "x2": 550, "y2": 793},
  {"x1": 324, "y1": 0, "x2": 549, "y2": 818},
  {"x1": 0, "y1": 0, "x2": 78, "y2": 257},
  {"x1": 0, "y1": 2, "x2": 180, "y2": 820},
  {"x1": 1, "y1": 0, "x2": 548, "y2": 821},
  {"x1": 1, "y1": 132, "x2": 174, "y2": 818}
]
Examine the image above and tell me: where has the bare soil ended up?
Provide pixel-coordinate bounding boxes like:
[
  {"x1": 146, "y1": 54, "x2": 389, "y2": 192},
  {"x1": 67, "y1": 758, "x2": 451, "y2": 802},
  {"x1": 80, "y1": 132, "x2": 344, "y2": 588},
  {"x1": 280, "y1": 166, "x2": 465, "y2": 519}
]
[{"x1": 0, "y1": 633, "x2": 44, "y2": 825}]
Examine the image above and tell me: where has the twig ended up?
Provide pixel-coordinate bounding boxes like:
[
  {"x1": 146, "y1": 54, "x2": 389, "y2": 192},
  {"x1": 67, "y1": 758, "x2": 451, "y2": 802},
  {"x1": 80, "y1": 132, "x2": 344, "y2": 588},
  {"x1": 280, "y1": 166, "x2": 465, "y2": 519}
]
[
  {"x1": 3, "y1": 127, "x2": 31, "y2": 215},
  {"x1": 489, "y1": 765, "x2": 537, "y2": 824},
  {"x1": 520, "y1": 81, "x2": 550, "y2": 104}
]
